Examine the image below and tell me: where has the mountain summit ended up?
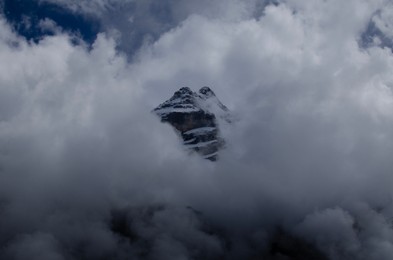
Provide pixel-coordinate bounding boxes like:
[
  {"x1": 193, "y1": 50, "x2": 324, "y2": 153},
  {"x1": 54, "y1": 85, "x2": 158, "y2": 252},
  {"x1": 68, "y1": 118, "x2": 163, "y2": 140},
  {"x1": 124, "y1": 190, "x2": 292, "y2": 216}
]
[{"x1": 153, "y1": 86, "x2": 230, "y2": 161}]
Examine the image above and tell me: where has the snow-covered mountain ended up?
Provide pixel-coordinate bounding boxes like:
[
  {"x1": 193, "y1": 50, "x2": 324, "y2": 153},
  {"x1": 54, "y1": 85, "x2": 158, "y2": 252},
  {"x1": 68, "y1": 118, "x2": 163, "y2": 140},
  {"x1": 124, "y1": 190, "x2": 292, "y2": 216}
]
[{"x1": 153, "y1": 87, "x2": 230, "y2": 161}]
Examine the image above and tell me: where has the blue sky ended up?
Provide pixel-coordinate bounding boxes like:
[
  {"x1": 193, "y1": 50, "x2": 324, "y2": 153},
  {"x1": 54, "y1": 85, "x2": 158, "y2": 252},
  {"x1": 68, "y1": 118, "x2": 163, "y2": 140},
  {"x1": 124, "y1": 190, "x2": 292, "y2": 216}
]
[{"x1": 3, "y1": 0, "x2": 99, "y2": 44}]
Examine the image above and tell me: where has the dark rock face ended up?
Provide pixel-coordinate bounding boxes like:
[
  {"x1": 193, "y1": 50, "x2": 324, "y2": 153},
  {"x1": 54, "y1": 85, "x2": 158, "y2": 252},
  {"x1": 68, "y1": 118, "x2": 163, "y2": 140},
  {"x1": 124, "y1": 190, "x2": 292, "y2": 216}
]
[{"x1": 153, "y1": 87, "x2": 229, "y2": 161}]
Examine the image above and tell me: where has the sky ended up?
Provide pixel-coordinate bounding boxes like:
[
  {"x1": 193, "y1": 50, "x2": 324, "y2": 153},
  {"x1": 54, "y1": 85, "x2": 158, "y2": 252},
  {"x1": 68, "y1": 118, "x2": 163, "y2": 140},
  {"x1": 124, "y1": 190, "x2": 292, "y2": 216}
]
[{"x1": 2, "y1": 0, "x2": 393, "y2": 259}]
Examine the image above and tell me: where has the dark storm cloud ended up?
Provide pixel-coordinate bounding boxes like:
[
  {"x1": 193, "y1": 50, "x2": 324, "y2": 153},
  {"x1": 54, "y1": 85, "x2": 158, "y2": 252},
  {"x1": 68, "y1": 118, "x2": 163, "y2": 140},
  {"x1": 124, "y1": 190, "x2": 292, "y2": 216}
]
[{"x1": 1, "y1": 0, "x2": 393, "y2": 259}]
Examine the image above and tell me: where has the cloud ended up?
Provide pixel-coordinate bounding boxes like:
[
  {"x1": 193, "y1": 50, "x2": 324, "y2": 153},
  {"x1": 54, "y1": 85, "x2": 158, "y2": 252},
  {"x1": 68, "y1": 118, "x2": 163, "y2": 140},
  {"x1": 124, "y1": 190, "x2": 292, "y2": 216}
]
[
  {"x1": 39, "y1": 0, "x2": 134, "y2": 15},
  {"x1": 3, "y1": 233, "x2": 65, "y2": 260},
  {"x1": 2, "y1": 0, "x2": 393, "y2": 259},
  {"x1": 372, "y1": 2, "x2": 393, "y2": 40},
  {"x1": 295, "y1": 203, "x2": 393, "y2": 260},
  {"x1": 40, "y1": 0, "x2": 270, "y2": 57}
]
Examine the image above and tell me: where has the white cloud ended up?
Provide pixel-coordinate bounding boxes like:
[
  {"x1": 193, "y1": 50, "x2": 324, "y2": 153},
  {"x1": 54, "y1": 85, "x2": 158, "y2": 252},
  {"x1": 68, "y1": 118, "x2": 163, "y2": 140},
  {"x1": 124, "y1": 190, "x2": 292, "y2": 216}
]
[
  {"x1": 38, "y1": 18, "x2": 60, "y2": 34},
  {"x1": 40, "y1": 0, "x2": 266, "y2": 56}
]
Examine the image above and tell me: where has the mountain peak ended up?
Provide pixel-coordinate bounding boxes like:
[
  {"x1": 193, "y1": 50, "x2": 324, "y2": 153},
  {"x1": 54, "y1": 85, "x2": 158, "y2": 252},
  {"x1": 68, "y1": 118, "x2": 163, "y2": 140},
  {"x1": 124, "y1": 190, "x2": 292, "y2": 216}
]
[
  {"x1": 153, "y1": 87, "x2": 230, "y2": 161},
  {"x1": 176, "y1": 87, "x2": 193, "y2": 95},
  {"x1": 199, "y1": 86, "x2": 215, "y2": 98}
]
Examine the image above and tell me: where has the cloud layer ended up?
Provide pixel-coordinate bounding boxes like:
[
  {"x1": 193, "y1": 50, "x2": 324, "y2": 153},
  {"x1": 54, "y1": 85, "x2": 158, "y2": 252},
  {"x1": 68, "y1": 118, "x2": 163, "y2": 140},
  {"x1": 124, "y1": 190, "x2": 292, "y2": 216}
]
[{"x1": 2, "y1": 0, "x2": 393, "y2": 259}]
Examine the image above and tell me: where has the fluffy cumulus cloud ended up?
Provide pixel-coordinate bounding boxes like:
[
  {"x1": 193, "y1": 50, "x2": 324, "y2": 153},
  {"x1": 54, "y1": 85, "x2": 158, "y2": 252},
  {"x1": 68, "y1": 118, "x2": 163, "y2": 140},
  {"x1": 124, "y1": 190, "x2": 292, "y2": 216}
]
[{"x1": 2, "y1": 0, "x2": 393, "y2": 259}]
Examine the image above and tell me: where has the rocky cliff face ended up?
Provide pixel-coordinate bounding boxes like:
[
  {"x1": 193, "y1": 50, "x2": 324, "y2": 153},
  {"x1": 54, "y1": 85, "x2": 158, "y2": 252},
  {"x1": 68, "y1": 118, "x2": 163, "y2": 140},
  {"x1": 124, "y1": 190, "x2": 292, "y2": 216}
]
[{"x1": 153, "y1": 87, "x2": 230, "y2": 161}]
